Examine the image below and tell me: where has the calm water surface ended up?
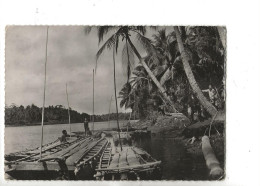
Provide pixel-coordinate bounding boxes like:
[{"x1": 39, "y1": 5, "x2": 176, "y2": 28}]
[{"x1": 5, "y1": 120, "x2": 126, "y2": 154}]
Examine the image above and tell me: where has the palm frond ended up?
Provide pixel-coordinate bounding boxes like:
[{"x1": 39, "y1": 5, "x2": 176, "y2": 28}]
[
  {"x1": 131, "y1": 26, "x2": 147, "y2": 35},
  {"x1": 135, "y1": 32, "x2": 161, "y2": 66},
  {"x1": 97, "y1": 26, "x2": 117, "y2": 44},
  {"x1": 96, "y1": 34, "x2": 118, "y2": 71},
  {"x1": 84, "y1": 26, "x2": 93, "y2": 35}
]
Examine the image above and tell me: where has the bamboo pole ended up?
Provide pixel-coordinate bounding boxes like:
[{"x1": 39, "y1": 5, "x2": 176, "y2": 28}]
[
  {"x1": 201, "y1": 135, "x2": 224, "y2": 179},
  {"x1": 113, "y1": 47, "x2": 122, "y2": 151},
  {"x1": 40, "y1": 26, "x2": 49, "y2": 159},
  {"x1": 92, "y1": 69, "x2": 95, "y2": 133},
  {"x1": 66, "y1": 83, "x2": 71, "y2": 137},
  {"x1": 108, "y1": 95, "x2": 113, "y2": 129}
]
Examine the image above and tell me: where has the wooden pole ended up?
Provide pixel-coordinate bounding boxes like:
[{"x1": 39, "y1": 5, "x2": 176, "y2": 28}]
[
  {"x1": 113, "y1": 47, "x2": 122, "y2": 151},
  {"x1": 108, "y1": 95, "x2": 113, "y2": 129},
  {"x1": 40, "y1": 26, "x2": 49, "y2": 159},
  {"x1": 202, "y1": 136, "x2": 223, "y2": 179},
  {"x1": 92, "y1": 69, "x2": 95, "y2": 133},
  {"x1": 66, "y1": 83, "x2": 71, "y2": 137}
]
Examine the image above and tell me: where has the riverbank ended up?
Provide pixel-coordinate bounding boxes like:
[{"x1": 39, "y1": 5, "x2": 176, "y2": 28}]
[
  {"x1": 5, "y1": 121, "x2": 74, "y2": 127},
  {"x1": 130, "y1": 112, "x2": 225, "y2": 179},
  {"x1": 5, "y1": 119, "x2": 132, "y2": 128}
]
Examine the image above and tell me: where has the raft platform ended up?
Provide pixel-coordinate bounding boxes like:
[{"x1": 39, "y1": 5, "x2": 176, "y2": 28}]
[{"x1": 5, "y1": 132, "x2": 161, "y2": 180}]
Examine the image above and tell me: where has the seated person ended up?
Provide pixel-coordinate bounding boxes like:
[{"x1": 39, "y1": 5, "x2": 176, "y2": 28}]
[{"x1": 60, "y1": 130, "x2": 68, "y2": 143}]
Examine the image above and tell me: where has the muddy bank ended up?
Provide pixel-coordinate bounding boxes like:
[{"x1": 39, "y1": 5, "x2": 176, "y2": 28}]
[
  {"x1": 130, "y1": 112, "x2": 190, "y2": 130},
  {"x1": 130, "y1": 112, "x2": 225, "y2": 179}
]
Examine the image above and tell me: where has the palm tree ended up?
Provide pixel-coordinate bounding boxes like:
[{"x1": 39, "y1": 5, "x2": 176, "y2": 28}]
[
  {"x1": 151, "y1": 29, "x2": 182, "y2": 86},
  {"x1": 118, "y1": 82, "x2": 134, "y2": 109},
  {"x1": 92, "y1": 26, "x2": 177, "y2": 112},
  {"x1": 173, "y1": 26, "x2": 218, "y2": 116}
]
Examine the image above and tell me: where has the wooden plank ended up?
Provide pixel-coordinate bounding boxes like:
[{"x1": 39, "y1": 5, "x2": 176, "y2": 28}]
[
  {"x1": 97, "y1": 161, "x2": 161, "y2": 172},
  {"x1": 132, "y1": 147, "x2": 146, "y2": 155},
  {"x1": 39, "y1": 138, "x2": 90, "y2": 161},
  {"x1": 6, "y1": 161, "x2": 74, "y2": 171},
  {"x1": 118, "y1": 148, "x2": 128, "y2": 168},
  {"x1": 108, "y1": 153, "x2": 119, "y2": 168},
  {"x1": 77, "y1": 139, "x2": 108, "y2": 167},
  {"x1": 66, "y1": 138, "x2": 102, "y2": 165},
  {"x1": 26, "y1": 137, "x2": 78, "y2": 154},
  {"x1": 127, "y1": 148, "x2": 141, "y2": 166}
]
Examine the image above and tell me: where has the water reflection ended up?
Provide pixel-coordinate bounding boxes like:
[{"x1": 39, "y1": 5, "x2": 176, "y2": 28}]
[{"x1": 133, "y1": 135, "x2": 209, "y2": 180}]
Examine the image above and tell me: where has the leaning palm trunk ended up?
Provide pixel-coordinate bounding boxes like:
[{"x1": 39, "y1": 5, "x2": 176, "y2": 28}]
[
  {"x1": 159, "y1": 56, "x2": 181, "y2": 86},
  {"x1": 127, "y1": 37, "x2": 177, "y2": 113},
  {"x1": 160, "y1": 68, "x2": 173, "y2": 86},
  {"x1": 202, "y1": 136, "x2": 224, "y2": 179},
  {"x1": 174, "y1": 26, "x2": 217, "y2": 116}
]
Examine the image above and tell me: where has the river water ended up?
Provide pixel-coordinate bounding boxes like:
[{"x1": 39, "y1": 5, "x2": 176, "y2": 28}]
[{"x1": 5, "y1": 121, "x2": 209, "y2": 180}]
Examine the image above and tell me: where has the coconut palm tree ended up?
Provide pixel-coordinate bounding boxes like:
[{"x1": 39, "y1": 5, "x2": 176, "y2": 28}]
[
  {"x1": 91, "y1": 26, "x2": 178, "y2": 112},
  {"x1": 151, "y1": 29, "x2": 182, "y2": 86},
  {"x1": 173, "y1": 26, "x2": 218, "y2": 116}
]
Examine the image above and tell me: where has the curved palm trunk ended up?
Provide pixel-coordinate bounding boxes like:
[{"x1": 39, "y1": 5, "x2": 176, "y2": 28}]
[
  {"x1": 160, "y1": 68, "x2": 173, "y2": 86},
  {"x1": 174, "y1": 26, "x2": 217, "y2": 116},
  {"x1": 159, "y1": 56, "x2": 181, "y2": 86},
  {"x1": 127, "y1": 38, "x2": 177, "y2": 113}
]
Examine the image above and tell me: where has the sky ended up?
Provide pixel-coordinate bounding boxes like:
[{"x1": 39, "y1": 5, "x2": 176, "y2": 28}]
[{"x1": 5, "y1": 26, "x2": 167, "y2": 114}]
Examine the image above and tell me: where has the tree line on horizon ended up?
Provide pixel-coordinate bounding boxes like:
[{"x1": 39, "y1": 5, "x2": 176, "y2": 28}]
[{"x1": 5, "y1": 104, "x2": 135, "y2": 126}]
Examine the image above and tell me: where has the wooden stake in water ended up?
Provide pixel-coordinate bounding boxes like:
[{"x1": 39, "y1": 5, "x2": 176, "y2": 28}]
[
  {"x1": 113, "y1": 47, "x2": 122, "y2": 151},
  {"x1": 40, "y1": 26, "x2": 49, "y2": 159},
  {"x1": 66, "y1": 83, "x2": 71, "y2": 137},
  {"x1": 92, "y1": 69, "x2": 95, "y2": 133}
]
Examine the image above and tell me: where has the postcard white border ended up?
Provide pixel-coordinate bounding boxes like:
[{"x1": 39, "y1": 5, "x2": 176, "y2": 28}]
[{"x1": 1, "y1": 0, "x2": 260, "y2": 186}]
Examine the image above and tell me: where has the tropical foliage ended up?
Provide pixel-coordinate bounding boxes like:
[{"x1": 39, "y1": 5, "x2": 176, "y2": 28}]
[{"x1": 117, "y1": 26, "x2": 226, "y2": 119}]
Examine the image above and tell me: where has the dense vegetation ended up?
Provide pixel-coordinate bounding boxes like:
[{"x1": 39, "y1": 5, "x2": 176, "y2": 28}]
[
  {"x1": 5, "y1": 104, "x2": 133, "y2": 126},
  {"x1": 90, "y1": 26, "x2": 226, "y2": 120}
]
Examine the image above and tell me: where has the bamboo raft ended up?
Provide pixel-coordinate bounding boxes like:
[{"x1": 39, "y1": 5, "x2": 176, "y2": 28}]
[
  {"x1": 95, "y1": 139, "x2": 162, "y2": 180},
  {"x1": 5, "y1": 134, "x2": 161, "y2": 180},
  {"x1": 5, "y1": 136, "x2": 108, "y2": 180}
]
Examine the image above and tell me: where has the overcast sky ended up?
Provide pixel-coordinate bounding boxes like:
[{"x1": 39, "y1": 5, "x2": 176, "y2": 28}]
[{"x1": 5, "y1": 26, "x2": 166, "y2": 114}]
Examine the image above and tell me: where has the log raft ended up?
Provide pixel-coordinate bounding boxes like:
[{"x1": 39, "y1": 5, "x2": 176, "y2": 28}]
[
  {"x1": 4, "y1": 136, "x2": 108, "y2": 180},
  {"x1": 5, "y1": 135, "x2": 161, "y2": 180},
  {"x1": 95, "y1": 144, "x2": 161, "y2": 180}
]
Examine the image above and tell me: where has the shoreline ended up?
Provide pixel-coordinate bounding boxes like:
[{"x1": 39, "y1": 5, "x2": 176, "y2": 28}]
[{"x1": 5, "y1": 119, "x2": 133, "y2": 128}]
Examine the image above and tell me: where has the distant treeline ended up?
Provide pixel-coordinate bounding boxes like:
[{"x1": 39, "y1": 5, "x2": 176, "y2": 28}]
[{"x1": 5, "y1": 104, "x2": 136, "y2": 126}]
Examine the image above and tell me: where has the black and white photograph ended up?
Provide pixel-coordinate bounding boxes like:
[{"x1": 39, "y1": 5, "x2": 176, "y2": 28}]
[{"x1": 4, "y1": 26, "x2": 226, "y2": 181}]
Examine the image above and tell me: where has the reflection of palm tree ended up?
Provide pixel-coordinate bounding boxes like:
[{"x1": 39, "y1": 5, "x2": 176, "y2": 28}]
[{"x1": 88, "y1": 26, "x2": 177, "y2": 112}]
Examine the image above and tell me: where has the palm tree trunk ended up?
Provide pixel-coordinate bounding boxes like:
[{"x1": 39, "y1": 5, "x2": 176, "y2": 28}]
[
  {"x1": 174, "y1": 26, "x2": 217, "y2": 116},
  {"x1": 126, "y1": 39, "x2": 131, "y2": 82},
  {"x1": 159, "y1": 56, "x2": 181, "y2": 86},
  {"x1": 160, "y1": 68, "x2": 173, "y2": 86},
  {"x1": 127, "y1": 37, "x2": 177, "y2": 113}
]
